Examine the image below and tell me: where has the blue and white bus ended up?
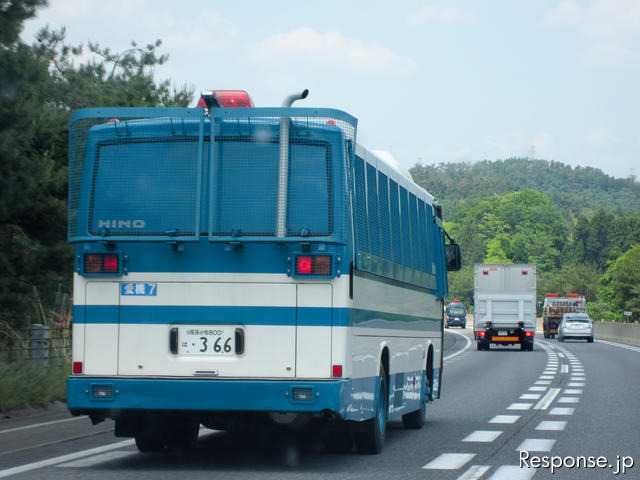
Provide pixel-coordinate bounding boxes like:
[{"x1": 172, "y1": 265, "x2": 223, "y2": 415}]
[{"x1": 66, "y1": 90, "x2": 461, "y2": 454}]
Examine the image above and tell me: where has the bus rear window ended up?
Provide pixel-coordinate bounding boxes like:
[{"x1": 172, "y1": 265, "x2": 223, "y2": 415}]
[
  {"x1": 90, "y1": 139, "x2": 200, "y2": 236},
  {"x1": 88, "y1": 137, "x2": 331, "y2": 238}
]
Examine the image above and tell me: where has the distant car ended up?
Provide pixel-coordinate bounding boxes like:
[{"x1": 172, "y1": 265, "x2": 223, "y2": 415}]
[
  {"x1": 446, "y1": 300, "x2": 467, "y2": 328},
  {"x1": 558, "y1": 313, "x2": 594, "y2": 342}
]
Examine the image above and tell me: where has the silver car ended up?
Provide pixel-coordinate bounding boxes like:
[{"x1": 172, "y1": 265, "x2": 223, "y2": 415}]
[{"x1": 558, "y1": 313, "x2": 594, "y2": 343}]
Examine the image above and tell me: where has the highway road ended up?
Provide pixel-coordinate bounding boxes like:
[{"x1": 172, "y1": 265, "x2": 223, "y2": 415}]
[{"x1": 1, "y1": 330, "x2": 638, "y2": 479}]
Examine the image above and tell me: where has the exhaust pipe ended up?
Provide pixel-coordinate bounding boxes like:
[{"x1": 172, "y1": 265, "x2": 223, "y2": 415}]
[{"x1": 277, "y1": 89, "x2": 309, "y2": 238}]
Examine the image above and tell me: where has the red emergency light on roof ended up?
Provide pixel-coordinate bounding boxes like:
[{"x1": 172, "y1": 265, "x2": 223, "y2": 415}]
[
  {"x1": 198, "y1": 90, "x2": 254, "y2": 110},
  {"x1": 452, "y1": 299, "x2": 461, "y2": 302},
  {"x1": 546, "y1": 293, "x2": 559, "y2": 297},
  {"x1": 566, "y1": 293, "x2": 580, "y2": 298}
]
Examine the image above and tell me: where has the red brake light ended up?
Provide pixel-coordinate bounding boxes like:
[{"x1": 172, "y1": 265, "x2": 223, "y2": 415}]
[
  {"x1": 483, "y1": 270, "x2": 489, "y2": 275},
  {"x1": 84, "y1": 254, "x2": 119, "y2": 274},
  {"x1": 477, "y1": 331, "x2": 486, "y2": 337},
  {"x1": 525, "y1": 331, "x2": 535, "y2": 337},
  {"x1": 332, "y1": 365, "x2": 343, "y2": 377},
  {"x1": 73, "y1": 361, "x2": 83, "y2": 374},
  {"x1": 296, "y1": 256, "x2": 313, "y2": 275},
  {"x1": 522, "y1": 270, "x2": 528, "y2": 275},
  {"x1": 103, "y1": 255, "x2": 119, "y2": 273},
  {"x1": 294, "y1": 255, "x2": 332, "y2": 276}
]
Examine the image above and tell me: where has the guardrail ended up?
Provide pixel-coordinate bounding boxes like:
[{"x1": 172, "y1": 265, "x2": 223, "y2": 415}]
[
  {"x1": 0, "y1": 325, "x2": 72, "y2": 363},
  {"x1": 592, "y1": 321, "x2": 640, "y2": 347}
]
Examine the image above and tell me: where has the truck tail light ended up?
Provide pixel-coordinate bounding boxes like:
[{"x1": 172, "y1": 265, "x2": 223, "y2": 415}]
[
  {"x1": 73, "y1": 362, "x2": 83, "y2": 374},
  {"x1": 525, "y1": 331, "x2": 535, "y2": 337},
  {"x1": 332, "y1": 365, "x2": 343, "y2": 377},
  {"x1": 294, "y1": 255, "x2": 332, "y2": 276},
  {"x1": 84, "y1": 254, "x2": 120, "y2": 274},
  {"x1": 477, "y1": 331, "x2": 486, "y2": 337}
]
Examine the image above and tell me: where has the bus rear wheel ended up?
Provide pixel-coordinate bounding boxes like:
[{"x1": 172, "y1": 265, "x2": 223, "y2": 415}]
[{"x1": 354, "y1": 364, "x2": 387, "y2": 454}]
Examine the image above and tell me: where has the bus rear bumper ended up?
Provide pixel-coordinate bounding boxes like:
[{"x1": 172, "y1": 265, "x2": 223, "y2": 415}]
[{"x1": 67, "y1": 376, "x2": 351, "y2": 418}]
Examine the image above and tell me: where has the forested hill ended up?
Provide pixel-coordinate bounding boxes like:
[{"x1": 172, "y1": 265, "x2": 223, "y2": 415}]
[{"x1": 409, "y1": 158, "x2": 640, "y2": 222}]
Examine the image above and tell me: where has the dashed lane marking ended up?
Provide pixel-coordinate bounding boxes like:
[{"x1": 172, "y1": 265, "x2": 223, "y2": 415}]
[
  {"x1": 422, "y1": 453, "x2": 476, "y2": 470},
  {"x1": 489, "y1": 415, "x2": 520, "y2": 424},
  {"x1": 533, "y1": 388, "x2": 561, "y2": 410},
  {"x1": 507, "y1": 403, "x2": 533, "y2": 411},
  {"x1": 549, "y1": 407, "x2": 575, "y2": 416},
  {"x1": 519, "y1": 393, "x2": 541, "y2": 400},
  {"x1": 462, "y1": 431, "x2": 503, "y2": 443},
  {"x1": 557, "y1": 396, "x2": 580, "y2": 404},
  {"x1": 535, "y1": 420, "x2": 567, "y2": 431},
  {"x1": 487, "y1": 465, "x2": 535, "y2": 479},
  {"x1": 517, "y1": 438, "x2": 556, "y2": 452},
  {"x1": 457, "y1": 465, "x2": 491, "y2": 480},
  {"x1": 564, "y1": 389, "x2": 582, "y2": 394}
]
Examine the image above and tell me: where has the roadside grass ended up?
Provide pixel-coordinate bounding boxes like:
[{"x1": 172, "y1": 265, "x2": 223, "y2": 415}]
[{"x1": 0, "y1": 357, "x2": 70, "y2": 413}]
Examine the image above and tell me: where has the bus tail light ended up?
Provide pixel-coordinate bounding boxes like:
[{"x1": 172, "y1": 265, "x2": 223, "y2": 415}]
[
  {"x1": 83, "y1": 254, "x2": 120, "y2": 275},
  {"x1": 294, "y1": 255, "x2": 333, "y2": 277},
  {"x1": 73, "y1": 362, "x2": 83, "y2": 374},
  {"x1": 477, "y1": 331, "x2": 486, "y2": 337},
  {"x1": 525, "y1": 331, "x2": 535, "y2": 337}
]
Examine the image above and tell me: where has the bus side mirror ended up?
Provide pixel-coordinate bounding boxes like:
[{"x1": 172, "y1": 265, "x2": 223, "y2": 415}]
[{"x1": 445, "y1": 243, "x2": 462, "y2": 271}]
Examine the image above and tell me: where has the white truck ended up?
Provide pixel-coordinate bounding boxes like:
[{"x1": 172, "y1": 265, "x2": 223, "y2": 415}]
[{"x1": 473, "y1": 264, "x2": 536, "y2": 351}]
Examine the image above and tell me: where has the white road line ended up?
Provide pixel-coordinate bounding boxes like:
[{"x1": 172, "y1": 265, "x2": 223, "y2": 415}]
[
  {"x1": 539, "y1": 375, "x2": 554, "y2": 380},
  {"x1": 568, "y1": 382, "x2": 585, "y2": 387},
  {"x1": 558, "y1": 396, "x2": 580, "y2": 404},
  {"x1": 457, "y1": 465, "x2": 491, "y2": 480},
  {"x1": 488, "y1": 465, "x2": 535, "y2": 480},
  {"x1": 557, "y1": 353, "x2": 565, "y2": 358},
  {"x1": 0, "y1": 416, "x2": 86, "y2": 435},
  {"x1": 489, "y1": 415, "x2": 520, "y2": 424},
  {"x1": 507, "y1": 403, "x2": 532, "y2": 411},
  {"x1": 517, "y1": 438, "x2": 556, "y2": 452},
  {"x1": 535, "y1": 420, "x2": 567, "y2": 431},
  {"x1": 550, "y1": 407, "x2": 575, "y2": 415},
  {"x1": 564, "y1": 389, "x2": 583, "y2": 394},
  {"x1": 519, "y1": 393, "x2": 541, "y2": 400},
  {"x1": 445, "y1": 330, "x2": 473, "y2": 361},
  {"x1": 535, "y1": 380, "x2": 551, "y2": 385},
  {"x1": 595, "y1": 339, "x2": 640, "y2": 352},
  {"x1": 0, "y1": 439, "x2": 134, "y2": 479},
  {"x1": 463, "y1": 430, "x2": 503, "y2": 442},
  {"x1": 529, "y1": 386, "x2": 547, "y2": 392},
  {"x1": 534, "y1": 388, "x2": 561, "y2": 410},
  {"x1": 561, "y1": 365, "x2": 569, "y2": 373},
  {"x1": 57, "y1": 450, "x2": 135, "y2": 468},
  {"x1": 423, "y1": 453, "x2": 476, "y2": 470}
]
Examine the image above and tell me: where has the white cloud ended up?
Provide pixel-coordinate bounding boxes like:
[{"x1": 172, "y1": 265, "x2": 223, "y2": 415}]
[
  {"x1": 250, "y1": 27, "x2": 415, "y2": 73},
  {"x1": 585, "y1": 127, "x2": 617, "y2": 144},
  {"x1": 408, "y1": 4, "x2": 473, "y2": 24},
  {"x1": 544, "y1": 0, "x2": 640, "y2": 64}
]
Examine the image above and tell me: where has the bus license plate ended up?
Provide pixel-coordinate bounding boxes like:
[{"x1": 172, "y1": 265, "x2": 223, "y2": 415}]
[
  {"x1": 498, "y1": 330, "x2": 507, "y2": 336},
  {"x1": 177, "y1": 326, "x2": 235, "y2": 355}
]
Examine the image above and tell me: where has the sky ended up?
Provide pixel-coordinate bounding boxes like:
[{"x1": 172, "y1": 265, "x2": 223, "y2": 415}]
[{"x1": 21, "y1": 0, "x2": 640, "y2": 180}]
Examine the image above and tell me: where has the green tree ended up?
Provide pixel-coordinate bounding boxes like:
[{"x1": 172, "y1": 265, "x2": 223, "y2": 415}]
[
  {"x1": 0, "y1": 6, "x2": 194, "y2": 329},
  {"x1": 605, "y1": 244, "x2": 640, "y2": 319}
]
